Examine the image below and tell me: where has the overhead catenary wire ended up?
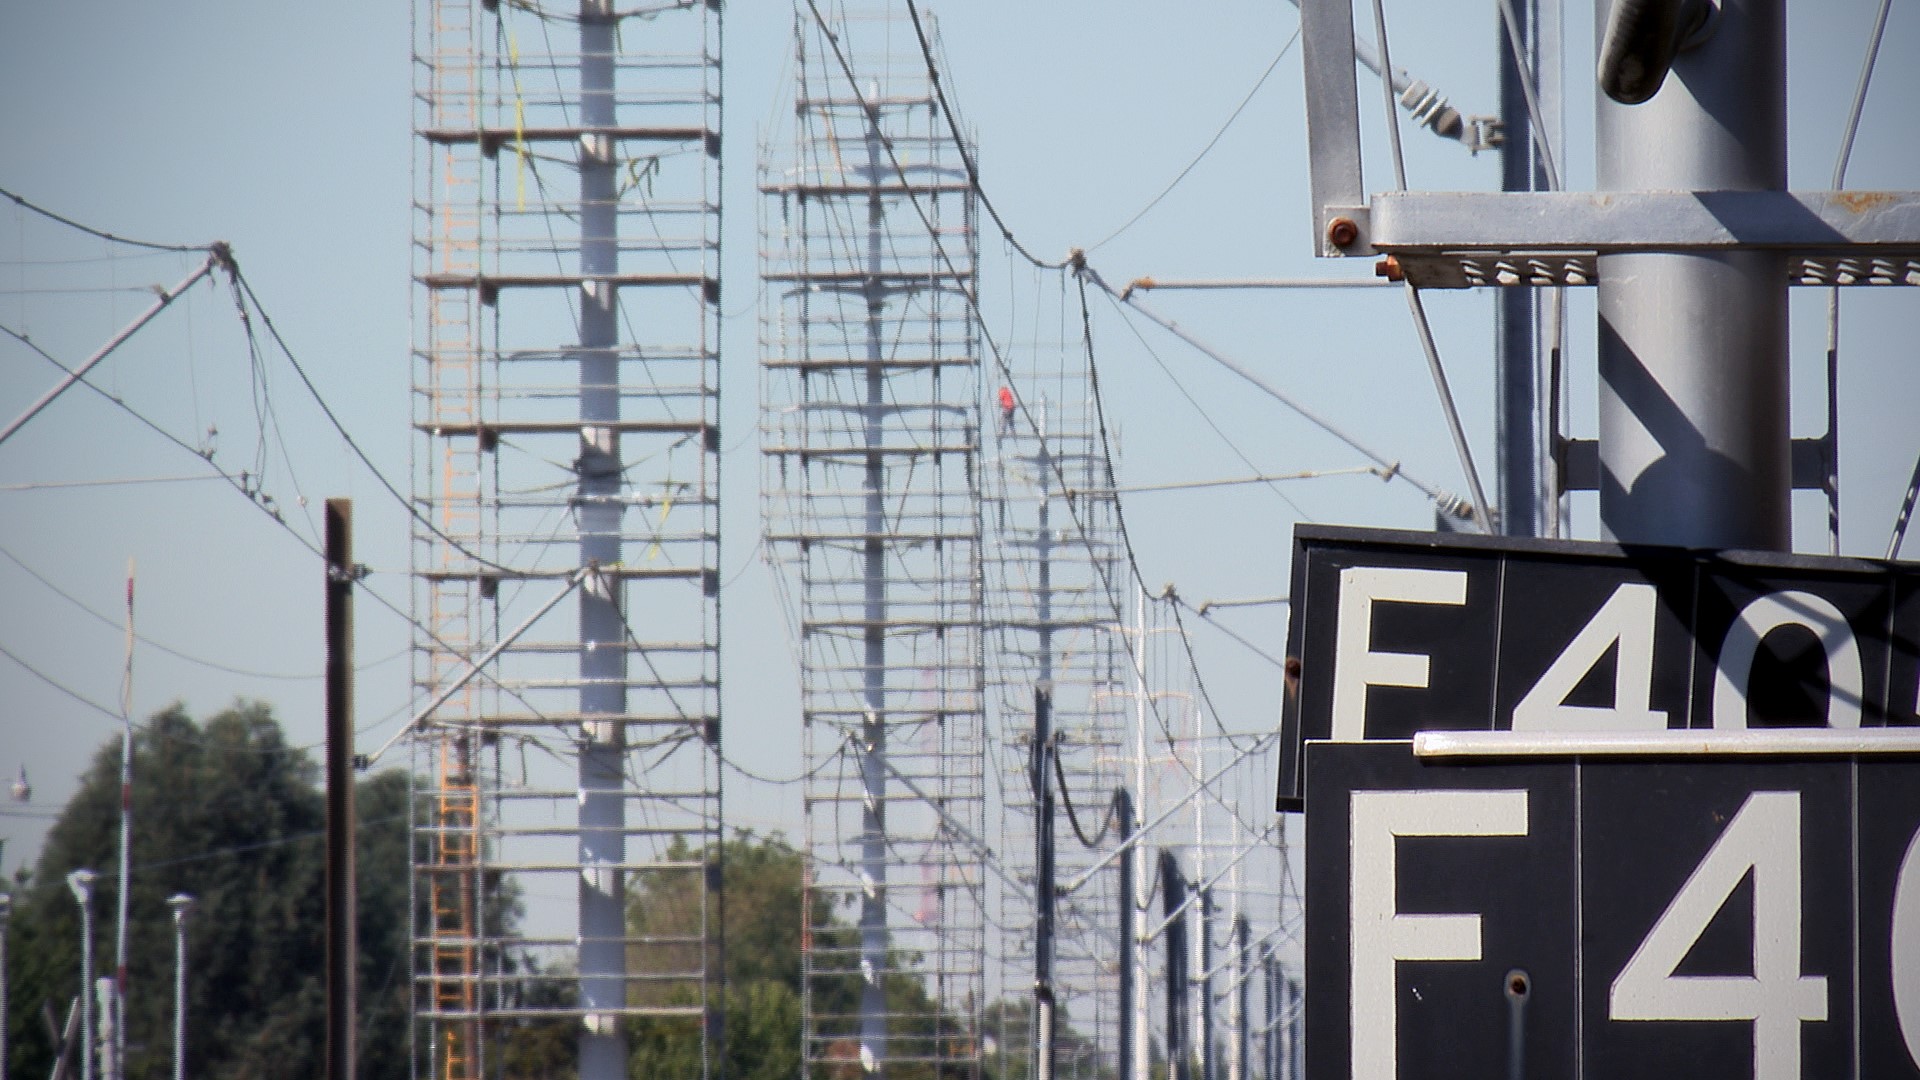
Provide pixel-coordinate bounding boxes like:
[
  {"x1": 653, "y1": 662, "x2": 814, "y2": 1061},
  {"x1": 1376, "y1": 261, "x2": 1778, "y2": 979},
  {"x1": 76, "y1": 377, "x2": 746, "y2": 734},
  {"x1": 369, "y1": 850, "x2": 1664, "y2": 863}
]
[
  {"x1": 0, "y1": 542, "x2": 404, "y2": 681},
  {"x1": 0, "y1": 640, "x2": 124, "y2": 722},
  {"x1": 900, "y1": 0, "x2": 1074, "y2": 271},
  {"x1": 0, "y1": 185, "x2": 212, "y2": 254},
  {"x1": 798, "y1": 0, "x2": 1291, "y2": 850},
  {"x1": 228, "y1": 270, "x2": 519, "y2": 575},
  {"x1": 1087, "y1": 23, "x2": 1303, "y2": 253},
  {"x1": 1086, "y1": 271, "x2": 1444, "y2": 503}
]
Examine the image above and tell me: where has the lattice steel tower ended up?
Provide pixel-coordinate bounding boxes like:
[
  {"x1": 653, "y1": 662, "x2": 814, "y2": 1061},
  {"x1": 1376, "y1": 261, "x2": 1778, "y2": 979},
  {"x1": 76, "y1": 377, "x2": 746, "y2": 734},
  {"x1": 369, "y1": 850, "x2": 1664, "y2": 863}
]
[
  {"x1": 760, "y1": 11, "x2": 986, "y2": 1078},
  {"x1": 409, "y1": 2, "x2": 722, "y2": 1079},
  {"x1": 986, "y1": 327, "x2": 1131, "y2": 1080}
]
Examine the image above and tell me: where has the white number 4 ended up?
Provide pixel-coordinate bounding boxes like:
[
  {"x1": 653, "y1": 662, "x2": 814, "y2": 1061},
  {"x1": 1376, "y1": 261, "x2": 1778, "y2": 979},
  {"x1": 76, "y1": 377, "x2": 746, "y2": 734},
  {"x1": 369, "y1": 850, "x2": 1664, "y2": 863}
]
[{"x1": 1609, "y1": 791, "x2": 1827, "y2": 1080}]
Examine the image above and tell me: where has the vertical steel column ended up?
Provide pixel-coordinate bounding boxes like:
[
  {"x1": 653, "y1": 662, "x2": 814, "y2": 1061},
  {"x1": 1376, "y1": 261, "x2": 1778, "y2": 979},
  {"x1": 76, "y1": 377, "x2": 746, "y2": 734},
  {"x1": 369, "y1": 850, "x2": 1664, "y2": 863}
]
[
  {"x1": 1199, "y1": 890, "x2": 1214, "y2": 1080},
  {"x1": 1161, "y1": 853, "x2": 1190, "y2": 1080},
  {"x1": 325, "y1": 500, "x2": 357, "y2": 1080},
  {"x1": 1596, "y1": 0, "x2": 1789, "y2": 548},
  {"x1": 1233, "y1": 917, "x2": 1249, "y2": 1080},
  {"x1": 576, "y1": 1, "x2": 628, "y2": 1076},
  {"x1": 1495, "y1": 0, "x2": 1540, "y2": 537},
  {"x1": 1115, "y1": 790, "x2": 1135, "y2": 1080},
  {"x1": 1286, "y1": 976, "x2": 1302, "y2": 1080},
  {"x1": 1032, "y1": 686, "x2": 1057, "y2": 1080},
  {"x1": 857, "y1": 108, "x2": 891, "y2": 1074},
  {"x1": 1261, "y1": 956, "x2": 1276, "y2": 1080}
]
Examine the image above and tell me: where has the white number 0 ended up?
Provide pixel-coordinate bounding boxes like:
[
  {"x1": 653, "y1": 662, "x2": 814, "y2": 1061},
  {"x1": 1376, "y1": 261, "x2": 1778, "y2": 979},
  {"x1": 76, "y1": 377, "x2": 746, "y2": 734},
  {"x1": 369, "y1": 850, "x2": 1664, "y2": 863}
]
[{"x1": 1610, "y1": 791, "x2": 1827, "y2": 1080}]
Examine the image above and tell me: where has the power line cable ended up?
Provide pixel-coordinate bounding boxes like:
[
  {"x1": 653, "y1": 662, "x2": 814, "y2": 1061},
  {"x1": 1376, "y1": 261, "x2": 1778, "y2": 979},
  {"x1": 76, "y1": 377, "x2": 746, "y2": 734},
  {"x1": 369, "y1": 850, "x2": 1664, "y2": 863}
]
[
  {"x1": 0, "y1": 640, "x2": 123, "y2": 722},
  {"x1": 1088, "y1": 24, "x2": 1303, "y2": 253},
  {"x1": 900, "y1": 0, "x2": 1073, "y2": 271},
  {"x1": 0, "y1": 186, "x2": 210, "y2": 254},
  {"x1": 229, "y1": 269, "x2": 517, "y2": 574},
  {"x1": 0, "y1": 328, "x2": 552, "y2": 725},
  {"x1": 0, "y1": 542, "x2": 403, "y2": 681}
]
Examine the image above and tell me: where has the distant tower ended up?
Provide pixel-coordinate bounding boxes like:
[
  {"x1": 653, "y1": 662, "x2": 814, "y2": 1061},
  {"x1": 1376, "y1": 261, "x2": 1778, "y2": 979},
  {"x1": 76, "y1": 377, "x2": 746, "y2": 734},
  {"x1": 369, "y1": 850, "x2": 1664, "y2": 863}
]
[
  {"x1": 987, "y1": 327, "x2": 1131, "y2": 1080},
  {"x1": 411, "y1": 3, "x2": 723, "y2": 1080},
  {"x1": 761, "y1": 10, "x2": 987, "y2": 1078}
]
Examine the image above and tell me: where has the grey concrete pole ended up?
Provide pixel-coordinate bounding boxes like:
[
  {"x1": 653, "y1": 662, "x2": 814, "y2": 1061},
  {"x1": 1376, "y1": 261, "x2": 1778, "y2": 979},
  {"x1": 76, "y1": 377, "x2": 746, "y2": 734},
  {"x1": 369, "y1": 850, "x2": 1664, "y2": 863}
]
[
  {"x1": 576, "y1": 0, "x2": 629, "y2": 1077},
  {"x1": 167, "y1": 895, "x2": 192, "y2": 1080},
  {"x1": 1596, "y1": 0, "x2": 1789, "y2": 549},
  {"x1": 857, "y1": 104, "x2": 891, "y2": 1075},
  {"x1": 67, "y1": 871, "x2": 96, "y2": 1080}
]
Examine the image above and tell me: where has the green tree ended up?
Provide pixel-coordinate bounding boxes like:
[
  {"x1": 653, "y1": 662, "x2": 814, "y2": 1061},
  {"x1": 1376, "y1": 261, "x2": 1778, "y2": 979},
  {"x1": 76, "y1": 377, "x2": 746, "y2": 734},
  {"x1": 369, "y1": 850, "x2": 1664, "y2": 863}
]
[
  {"x1": 620, "y1": 831, "x2": 979, "y2": 1080},
  {"x1": 3, "y1": 701, "x2": 412, "y2": 1080}
]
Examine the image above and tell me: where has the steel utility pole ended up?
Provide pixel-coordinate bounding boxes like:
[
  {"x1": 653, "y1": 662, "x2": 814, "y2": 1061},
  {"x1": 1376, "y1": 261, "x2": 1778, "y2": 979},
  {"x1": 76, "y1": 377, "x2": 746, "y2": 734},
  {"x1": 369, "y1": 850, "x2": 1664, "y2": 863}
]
[
  {"x1": 1031, "y1": 685, "x2": 1057, "y2": 1080},
  {"x1": 324, "y1": 500, "x2": 356, "y2": 1080},
  {"x1": 1494, "y1": 0, "x2": 1559, "y2": 537},
  {"x1": 576, "y1": 1, "x2": 629, "y2": 1077},
  {"x1": 1, "y1": 892, "x2": 10, "y2": 1080},
  {"x1": 1115, "y1": 788, "x2": 1135, "y2": 1080},
  {"x1": 1596, "y1": 0, "x2": 1788, "y2": 549},
  {"x1": 1198, "y1": 889, "x2": 1215, "y2": 1080},
  {"x1": 1161, "y1": 852, "x2": 1191, "y2": 1080}
]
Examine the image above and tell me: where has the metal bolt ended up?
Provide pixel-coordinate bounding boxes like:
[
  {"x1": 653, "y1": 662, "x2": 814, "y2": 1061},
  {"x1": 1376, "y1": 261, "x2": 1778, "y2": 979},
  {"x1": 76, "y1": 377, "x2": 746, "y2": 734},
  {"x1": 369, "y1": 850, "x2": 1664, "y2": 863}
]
[
  {"x1": 1374, "y1": 256, "x2": 1404, "y2": 282},
  {"x1": 1326, "y1": 217, "x2": 1359, "y2": 248}
]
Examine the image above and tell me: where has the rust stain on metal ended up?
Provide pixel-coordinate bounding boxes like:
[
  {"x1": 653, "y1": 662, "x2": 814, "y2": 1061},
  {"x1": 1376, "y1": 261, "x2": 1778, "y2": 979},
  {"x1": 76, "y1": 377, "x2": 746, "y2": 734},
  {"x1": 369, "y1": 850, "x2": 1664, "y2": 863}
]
[
  {"x1": 1327, "y1": 216, "x2": 1359, "y2": 248},
  {"x1": 1834, "y1": 190, "x2": 1896, "y2": 214}
]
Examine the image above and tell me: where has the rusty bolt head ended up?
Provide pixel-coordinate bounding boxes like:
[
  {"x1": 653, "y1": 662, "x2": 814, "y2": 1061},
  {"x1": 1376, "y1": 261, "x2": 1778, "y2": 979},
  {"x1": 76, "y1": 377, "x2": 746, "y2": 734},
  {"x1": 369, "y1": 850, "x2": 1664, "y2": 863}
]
[
  {"x1": 1374, "y1": 255, "x2": 1404, "y2": 282},
  {"x1": 1326, "y1": 216, "x2": 1359, "y2": 248}
]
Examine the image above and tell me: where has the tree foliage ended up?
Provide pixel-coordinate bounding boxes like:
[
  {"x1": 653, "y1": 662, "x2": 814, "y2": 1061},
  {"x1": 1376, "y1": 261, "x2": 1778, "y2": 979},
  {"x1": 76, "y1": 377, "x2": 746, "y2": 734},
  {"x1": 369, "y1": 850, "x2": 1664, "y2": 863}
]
[{"x1": 2, "y1": 702, "x2": 411, "y2": 1080}]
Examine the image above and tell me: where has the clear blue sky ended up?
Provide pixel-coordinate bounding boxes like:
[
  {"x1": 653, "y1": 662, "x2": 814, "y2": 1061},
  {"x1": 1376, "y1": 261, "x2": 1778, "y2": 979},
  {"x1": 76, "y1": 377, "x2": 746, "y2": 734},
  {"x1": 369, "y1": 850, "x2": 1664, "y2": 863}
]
[{"x1": 1, "y1": 0, "x2": 1914, "y2": 888}]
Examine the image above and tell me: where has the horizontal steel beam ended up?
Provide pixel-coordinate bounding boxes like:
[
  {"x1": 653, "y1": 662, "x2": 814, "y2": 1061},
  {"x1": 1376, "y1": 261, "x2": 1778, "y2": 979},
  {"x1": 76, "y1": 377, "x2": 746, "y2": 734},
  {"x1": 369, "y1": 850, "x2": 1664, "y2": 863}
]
[{"x1": 1366, "y1": 190, "x2": 1920, "y2": 254}]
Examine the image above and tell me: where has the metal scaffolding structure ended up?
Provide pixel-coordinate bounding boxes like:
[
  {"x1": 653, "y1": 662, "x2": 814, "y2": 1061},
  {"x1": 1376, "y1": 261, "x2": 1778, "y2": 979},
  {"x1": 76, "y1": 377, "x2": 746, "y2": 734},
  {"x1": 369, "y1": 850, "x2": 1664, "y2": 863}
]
[
  {"x1": 986, "y1": 326, "x2": 1132, "y2": 1080},
  {"x1": 759, "y1": 11, "x2": 986, "y2": 1079},
  {"x1": 409, "y1": 2, "x2": 722, "y2": 1079}
]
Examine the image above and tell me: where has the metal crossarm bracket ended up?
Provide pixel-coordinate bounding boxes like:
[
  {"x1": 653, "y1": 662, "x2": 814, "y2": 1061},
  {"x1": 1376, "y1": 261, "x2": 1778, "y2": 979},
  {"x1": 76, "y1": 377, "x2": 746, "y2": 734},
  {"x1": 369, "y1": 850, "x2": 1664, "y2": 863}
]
[{"x1": 1299, "y1": 0, "x2": 1920, "y2": 285}]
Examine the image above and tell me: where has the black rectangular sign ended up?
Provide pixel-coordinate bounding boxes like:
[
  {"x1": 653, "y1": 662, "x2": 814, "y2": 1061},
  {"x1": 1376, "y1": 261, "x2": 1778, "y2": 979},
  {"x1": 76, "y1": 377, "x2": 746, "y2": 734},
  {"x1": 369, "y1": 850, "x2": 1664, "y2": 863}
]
[
  {"x1": 1304, "y1": 740, "x2": 1920, "y2": 1080},
  {"x1": 1275, "y1": 525, "x2": 1920, "y2": 808}
]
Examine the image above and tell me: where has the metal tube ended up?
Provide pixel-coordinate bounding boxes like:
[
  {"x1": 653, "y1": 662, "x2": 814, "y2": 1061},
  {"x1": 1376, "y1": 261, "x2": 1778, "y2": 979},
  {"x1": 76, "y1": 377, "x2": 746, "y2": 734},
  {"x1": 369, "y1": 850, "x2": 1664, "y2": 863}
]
[
  {"x1": 0, "y1": 254, "x2": 221, "y2": 448},
  {"x1": 1596, "y1": 0, "x2": 1789, "y2": 549},
  {"x1": 576, "y1": 0, "x2": 627, "y2": 1076}
]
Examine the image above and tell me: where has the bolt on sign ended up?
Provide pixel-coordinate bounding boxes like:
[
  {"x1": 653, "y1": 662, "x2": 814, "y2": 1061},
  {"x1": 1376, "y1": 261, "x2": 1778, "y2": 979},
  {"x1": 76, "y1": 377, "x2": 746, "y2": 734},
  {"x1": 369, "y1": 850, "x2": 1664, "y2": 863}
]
[
  {"x1": 1275, "y1": 525, "x2": 1920, "y2": 810},
  {"x1": 1302, "y1": 738, "x2": 1920, "y2": 1080}
]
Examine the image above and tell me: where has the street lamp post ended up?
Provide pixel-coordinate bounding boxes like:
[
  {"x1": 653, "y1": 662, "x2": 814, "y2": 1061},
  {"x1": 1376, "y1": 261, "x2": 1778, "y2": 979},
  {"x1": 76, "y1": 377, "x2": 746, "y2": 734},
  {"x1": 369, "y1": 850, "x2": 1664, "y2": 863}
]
[
  {"x1": 67, "y1": 869, "x2": 98, "y2": 1080},
  {"x1": 167, "y1": 894, "x2": 194, "y2": 1080}
]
